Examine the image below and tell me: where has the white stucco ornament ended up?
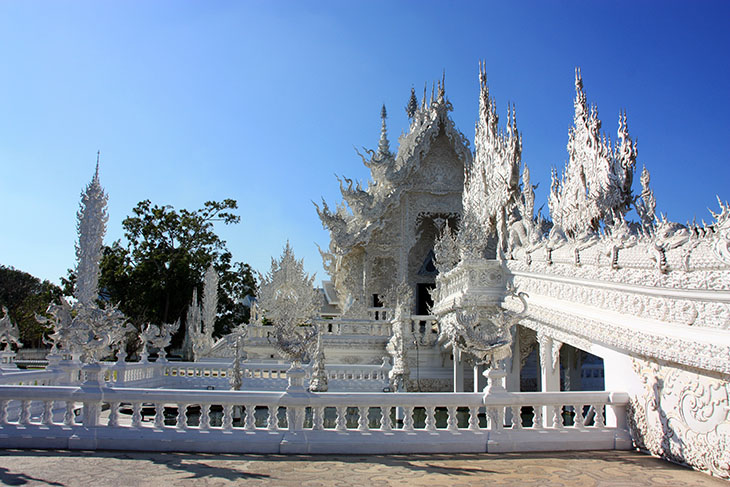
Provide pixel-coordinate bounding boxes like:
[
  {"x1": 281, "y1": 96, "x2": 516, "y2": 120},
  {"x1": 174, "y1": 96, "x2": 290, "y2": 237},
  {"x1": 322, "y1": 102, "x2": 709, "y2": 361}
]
[
  {"x1": 0, "y1": 307, "x2": 22, "y2": 351},
  {"x1": 258, "y1": 242, "x2": 320, "y2": 365}
]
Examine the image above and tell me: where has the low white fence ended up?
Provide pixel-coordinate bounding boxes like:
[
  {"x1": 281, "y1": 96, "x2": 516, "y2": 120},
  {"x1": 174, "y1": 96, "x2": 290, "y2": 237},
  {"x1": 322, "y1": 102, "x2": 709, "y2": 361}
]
[
  {"x1": 0, "y1": 359, "x2": 392, "y2": 392},
  {"x1": 0, "y1": 380, "x2": 631, "y2": 454}
]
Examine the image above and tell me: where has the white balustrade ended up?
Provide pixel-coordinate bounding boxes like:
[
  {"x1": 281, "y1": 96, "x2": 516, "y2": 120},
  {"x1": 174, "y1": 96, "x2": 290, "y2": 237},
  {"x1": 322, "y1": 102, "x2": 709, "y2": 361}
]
[{"x1": 0, "y1": 382, "x2": 631, "y2": 454}]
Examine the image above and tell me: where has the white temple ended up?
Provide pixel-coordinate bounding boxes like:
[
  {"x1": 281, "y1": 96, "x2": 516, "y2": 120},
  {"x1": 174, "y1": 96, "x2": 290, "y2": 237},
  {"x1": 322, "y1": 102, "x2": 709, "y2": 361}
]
[
  {"x1": 0, "y1": 65, "x2": 728, "y2": 479},
  {"x1": 305, "y1": 65, "x2": 727, "y2": 474}
]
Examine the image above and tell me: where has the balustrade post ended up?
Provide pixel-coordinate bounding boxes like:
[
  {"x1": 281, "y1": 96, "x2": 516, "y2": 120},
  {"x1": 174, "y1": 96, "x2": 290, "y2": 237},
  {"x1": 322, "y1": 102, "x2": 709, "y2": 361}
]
[
  {"x1": 468, "y1": 405, "x2": 480, "y2": 431},
  {"x1": 335, "y1": 406, "x2": 347, "y2": 431},
  {"x1": 19, "y1": 400, "x2": 31, "y2": 425},
  {"x1": 572, "y1": 404, "x2": 585, "y2": 428},
  {"x1": 447, "y1": 406, "x2": 458, "y2": 431},
  {"x1": 510, "y1": 406, "x2": 522, "y2": 429},
  {"x1": 64, "y1": 401, "x2": 75, "y2": 426},
  {"x1": 223, "y1": 404, "x2": 234, "y2": 431},
  {"x1": 108, "y1": 402, "x2": 119, "y2": 427},
  {"x1": 350, "y1": 405, "x2": 365, "y2": 431},
  {"x1": 131, "y1": 402, "x2": 142, "y2": 428},
  {"x1": 81, "y1": 363, "x2": 105, "y2": 427},
  {"x1": 176, "y1": 403, "x2": 186, "y2": 429},
  {"x1": 114, "y1": 350, "x2": 127, "y2": 386},
  {"x1": 552, "y1": 405, "x2": 563, "y2": 428},
  {"x1": 154, "y1": 403, "x2": 165, "y2": 429},
  {"x1": 200, "y1": 404, "x2": 210, "y2": 430},
  {"x1": 403, "y1": 406, "x2": 414, "y2": 431},
  {"x1": 380, "y1": 406, "x2": 392, "y2": 431},
  {"x1": 532, "y1": 405, "x2": 543, "y2": 429},
  {"x1": 595, "y1": 404, "x2": 604, "y2": 429},
  {"x1": 244, "y1": 404, "x2": 256, "y2": 430},
  {"x1": 267, "y1": 405, "x2": 279, "y2": 431},
  {"x1": 425, "y1": 406, "x2": 436, "y2": 431},
  {"x1": 42, "y1": 400, "x2": 54, "y2": 426},
  {"x1": 312, "y1": 406, "x2": 324, "y2": 430}
]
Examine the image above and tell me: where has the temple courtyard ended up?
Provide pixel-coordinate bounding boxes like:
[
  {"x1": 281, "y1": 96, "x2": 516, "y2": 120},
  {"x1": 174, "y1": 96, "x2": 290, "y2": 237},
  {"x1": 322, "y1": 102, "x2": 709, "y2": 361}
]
[{"x1": 0, "y1": 450, "x2": 721, "y2": 486}]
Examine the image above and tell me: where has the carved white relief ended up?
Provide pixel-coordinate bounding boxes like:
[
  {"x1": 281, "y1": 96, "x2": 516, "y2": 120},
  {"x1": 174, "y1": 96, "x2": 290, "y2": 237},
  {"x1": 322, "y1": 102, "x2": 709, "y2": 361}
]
[
  {"x1": 257, "y1": 242, "x2": 320, "y2": 365},
  {"x1": 629, "y1": 357, "x2": 730, "y2": 479}
]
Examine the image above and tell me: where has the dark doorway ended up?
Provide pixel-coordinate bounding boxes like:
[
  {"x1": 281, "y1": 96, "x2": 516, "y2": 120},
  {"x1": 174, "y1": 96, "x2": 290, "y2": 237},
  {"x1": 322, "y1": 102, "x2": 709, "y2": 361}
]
[{"x1": 416, "y1": 283, "x2": 435, "y2": 315}]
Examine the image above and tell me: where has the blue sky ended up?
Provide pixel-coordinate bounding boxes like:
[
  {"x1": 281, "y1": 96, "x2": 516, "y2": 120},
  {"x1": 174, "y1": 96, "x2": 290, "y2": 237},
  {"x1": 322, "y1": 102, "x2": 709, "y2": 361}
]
[{"x1": 1, "y1": 1, "x2": 729, "y2": 286}]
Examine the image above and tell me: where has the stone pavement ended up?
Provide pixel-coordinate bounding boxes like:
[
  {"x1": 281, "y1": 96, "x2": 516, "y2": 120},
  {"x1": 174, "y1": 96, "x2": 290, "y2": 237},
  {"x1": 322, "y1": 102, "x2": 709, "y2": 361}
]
[{"x1": 0, "y1": 449, "x2": 723, "y2": 487}]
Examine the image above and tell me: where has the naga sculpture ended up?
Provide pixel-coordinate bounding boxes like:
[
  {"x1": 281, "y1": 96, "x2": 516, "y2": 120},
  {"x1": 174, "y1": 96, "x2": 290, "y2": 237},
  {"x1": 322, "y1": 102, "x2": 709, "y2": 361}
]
[{"x1": 439, "y1": 286, "x2": 527, "y2": 368}]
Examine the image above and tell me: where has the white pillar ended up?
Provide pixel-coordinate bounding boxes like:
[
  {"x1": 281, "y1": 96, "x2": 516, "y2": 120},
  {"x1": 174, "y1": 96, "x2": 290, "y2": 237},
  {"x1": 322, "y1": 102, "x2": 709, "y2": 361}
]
[
  {"x1": 539, "y1": 334, "x2": 561, "y2": 392},
  {"x1": 538, "y1": 333, "x2": 561, "y2": 427},
  {"x1": 506, "y1": 329, "x2": 521, "y2": 392},
  {"x1": 453, "y1": 348, "x2": 464, "y2": 392}
]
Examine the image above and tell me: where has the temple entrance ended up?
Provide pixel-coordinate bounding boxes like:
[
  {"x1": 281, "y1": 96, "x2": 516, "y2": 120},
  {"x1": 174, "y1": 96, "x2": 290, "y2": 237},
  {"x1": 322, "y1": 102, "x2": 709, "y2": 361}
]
[{"x1": 416, "y1": 283, "x2": 435, "y2": 315}]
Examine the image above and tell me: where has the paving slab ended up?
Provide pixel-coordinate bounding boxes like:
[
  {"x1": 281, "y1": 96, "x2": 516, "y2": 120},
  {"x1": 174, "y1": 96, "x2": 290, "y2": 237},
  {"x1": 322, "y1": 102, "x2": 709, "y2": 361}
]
[{"x1": 0, "y1": 449, "x2": 723, "y2": 487}]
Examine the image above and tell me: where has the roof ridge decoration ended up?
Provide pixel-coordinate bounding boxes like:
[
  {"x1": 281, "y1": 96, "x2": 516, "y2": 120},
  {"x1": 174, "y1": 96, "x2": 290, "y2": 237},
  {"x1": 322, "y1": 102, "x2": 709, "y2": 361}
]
[
  {"x1": 315, "y1": 73, "x2": 472, "y2": 257},
  {"x1": 441, "y1": 61, "x2": 525, "y2": 263},
  {"x1": 548, "y1": 68, "x2": 638, "y2": 239}
]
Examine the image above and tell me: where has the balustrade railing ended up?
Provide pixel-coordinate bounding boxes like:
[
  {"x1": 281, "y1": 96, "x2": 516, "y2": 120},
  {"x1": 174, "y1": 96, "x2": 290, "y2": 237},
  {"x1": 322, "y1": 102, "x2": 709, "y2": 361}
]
[
  {"x1": 0, "y1": 382, "x2": 631, "y2": 454},
  {"x1": 0, "y1": 359, "x2": 392, "y2": 392}
]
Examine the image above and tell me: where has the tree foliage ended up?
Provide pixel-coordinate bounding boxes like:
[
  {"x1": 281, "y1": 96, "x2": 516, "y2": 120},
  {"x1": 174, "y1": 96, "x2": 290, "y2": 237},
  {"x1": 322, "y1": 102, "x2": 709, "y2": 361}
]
[
  {"x1": 68, "y1": 199, "x2": 256, "y2": 350},
  {"x1": 0, "y1": 265, "x2": 62, "y2": 348}
]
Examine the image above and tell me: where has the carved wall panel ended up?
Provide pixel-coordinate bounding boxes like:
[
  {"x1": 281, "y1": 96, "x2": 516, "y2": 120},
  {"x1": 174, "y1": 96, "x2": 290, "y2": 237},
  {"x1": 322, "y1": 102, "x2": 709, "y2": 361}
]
[{"x1": 629, "y1": 357, "x2": 730, "y2": 479}]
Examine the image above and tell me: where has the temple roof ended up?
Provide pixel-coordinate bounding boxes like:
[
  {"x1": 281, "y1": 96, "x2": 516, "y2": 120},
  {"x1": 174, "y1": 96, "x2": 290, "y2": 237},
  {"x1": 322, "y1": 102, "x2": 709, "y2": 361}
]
[{"x1": 315, "y1": 76, "x2": 472, "y2": 256}]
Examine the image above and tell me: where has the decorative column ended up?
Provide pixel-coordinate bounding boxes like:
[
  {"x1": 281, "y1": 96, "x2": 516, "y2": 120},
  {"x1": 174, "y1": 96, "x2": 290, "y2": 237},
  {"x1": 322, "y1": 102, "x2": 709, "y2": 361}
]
[
  {"x1": 505, "y1": 327, "x2": 521, "y2": 392},
  {"x1": 453, "y1": 347, "x2": 464, "y2": 392},
  {"x1": 538, "y1": 331, "x2": 562, "y2": 427}
]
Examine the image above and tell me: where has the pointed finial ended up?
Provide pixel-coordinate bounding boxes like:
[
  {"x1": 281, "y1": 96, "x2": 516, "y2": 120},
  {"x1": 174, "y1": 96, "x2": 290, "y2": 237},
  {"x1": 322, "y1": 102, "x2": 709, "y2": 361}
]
[
  {"x1": 94, "y1": 150, "x2": 101, "y2": 182},
  {"x1": 377, "y1": 104, "x2": 391, "y2": 158},
  {"x1": 406, "y1": 86, "x2": 418, "y2": 119},
  {"x1": 438, "y1": 69, "x2": 446, "y2": 102}
]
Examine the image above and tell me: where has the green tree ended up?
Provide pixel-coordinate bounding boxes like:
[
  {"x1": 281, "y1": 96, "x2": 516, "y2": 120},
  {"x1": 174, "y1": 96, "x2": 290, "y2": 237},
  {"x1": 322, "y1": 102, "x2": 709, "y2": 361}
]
[
  {"x1": 0, "y1": 265, "x2": 63, "y2": 348},
  {"x1": 69, "y1": 199, "x2": 256, "y2": 350}
]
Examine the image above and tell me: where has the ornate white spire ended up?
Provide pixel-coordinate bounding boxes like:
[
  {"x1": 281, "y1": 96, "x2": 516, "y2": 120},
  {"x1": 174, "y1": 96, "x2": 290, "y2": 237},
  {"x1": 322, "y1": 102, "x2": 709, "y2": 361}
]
[
  {"x1": 74, "y1": 152, "x2": 108, "y2": 305},
  {"x1": 377, "y1": 104, "x2": 391, "y2": 158},
  {"x1": 549, "y1": 68, "x2": 637, "y2": 237},
  {"x1": 462, "y1": 61, "x2": 522, "y2": 255},
  {"x1": 202, "y1": 264, "x2": 219, "y2": 339},
  {"x1": 258, "y1": 242, "x2": 320, "y2": 364},
  {"x1": 405, "y1": 87, "x2": 418, "y2": 119}
]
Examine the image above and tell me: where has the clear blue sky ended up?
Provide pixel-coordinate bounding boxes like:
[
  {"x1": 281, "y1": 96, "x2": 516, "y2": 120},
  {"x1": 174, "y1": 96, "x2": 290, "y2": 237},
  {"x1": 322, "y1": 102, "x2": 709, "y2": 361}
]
[{"x1": 1, "y1": 1, "x2": 729, "y2": 286}]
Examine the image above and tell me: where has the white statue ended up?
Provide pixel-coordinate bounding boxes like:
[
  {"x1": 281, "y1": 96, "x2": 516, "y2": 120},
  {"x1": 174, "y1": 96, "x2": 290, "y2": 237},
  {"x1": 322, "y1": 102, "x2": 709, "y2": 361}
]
[
  {"x1": 308, "y1": 328, "x2": 328, "y2": 392},
  {"x1": 139, "y1": 321, "x2": 179, "y2": 362},
  {"x1": 0, "y1": 307, "x2": 21, "y2": 351},
  {"x1": 384, "y1": 281, "x2": 413, "y2": 391}
]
